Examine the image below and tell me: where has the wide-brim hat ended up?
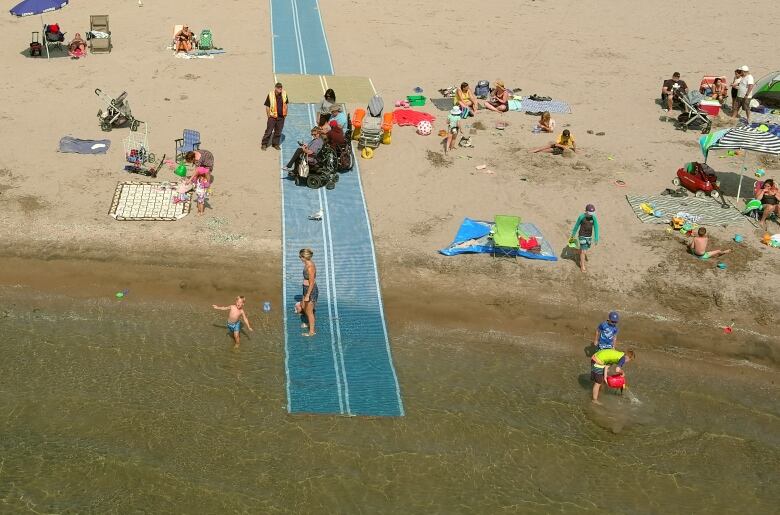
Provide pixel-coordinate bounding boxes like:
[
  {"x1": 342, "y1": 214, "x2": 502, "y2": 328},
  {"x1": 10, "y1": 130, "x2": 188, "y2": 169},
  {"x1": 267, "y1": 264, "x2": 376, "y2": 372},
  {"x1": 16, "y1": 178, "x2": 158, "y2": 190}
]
[{"x1": 450, "y1": 106, "x2": 462, "y2": 115}]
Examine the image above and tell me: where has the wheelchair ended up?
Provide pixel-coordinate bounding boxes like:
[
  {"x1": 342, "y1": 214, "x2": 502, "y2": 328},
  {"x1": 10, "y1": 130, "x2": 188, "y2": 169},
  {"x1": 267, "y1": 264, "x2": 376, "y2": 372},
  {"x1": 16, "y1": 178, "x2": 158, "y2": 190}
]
[{"x1": 291, "y1": 143, "x2": 339, "y2": 190}]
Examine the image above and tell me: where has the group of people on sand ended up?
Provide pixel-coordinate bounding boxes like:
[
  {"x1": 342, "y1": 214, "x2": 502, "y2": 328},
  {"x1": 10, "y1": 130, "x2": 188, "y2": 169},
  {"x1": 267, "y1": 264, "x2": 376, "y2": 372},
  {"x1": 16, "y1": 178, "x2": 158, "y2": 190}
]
[
  {"x1": 660, "y1": 65, "x2": 756, "y2": 123},
  {"x1": 213, "y1": 248, "x2": 317, "y2": 348}
]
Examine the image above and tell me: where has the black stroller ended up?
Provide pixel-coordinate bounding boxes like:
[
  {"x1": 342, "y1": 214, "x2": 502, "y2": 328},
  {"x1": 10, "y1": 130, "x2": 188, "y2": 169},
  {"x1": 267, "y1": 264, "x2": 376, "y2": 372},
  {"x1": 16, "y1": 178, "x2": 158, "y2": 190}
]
[
  {"x1": 95, "y1": 88, "x2": 141, "y2": 132},
  {"x1": 675, "y1": 90, "x2": 712, "y2": 134}
]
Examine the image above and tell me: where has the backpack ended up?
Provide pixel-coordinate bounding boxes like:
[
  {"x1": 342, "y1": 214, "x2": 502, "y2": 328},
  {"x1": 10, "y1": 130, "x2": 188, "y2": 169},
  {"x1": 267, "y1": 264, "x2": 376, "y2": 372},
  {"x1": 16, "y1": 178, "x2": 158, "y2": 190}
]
[{"x1": 474, "y1": 80, "x2": 490, "y2": 99}]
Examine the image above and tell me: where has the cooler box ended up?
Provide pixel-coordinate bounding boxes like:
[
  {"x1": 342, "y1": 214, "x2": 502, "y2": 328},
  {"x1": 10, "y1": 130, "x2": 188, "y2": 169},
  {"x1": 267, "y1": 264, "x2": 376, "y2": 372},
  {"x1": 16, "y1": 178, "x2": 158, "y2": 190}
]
[{"x1": 699, "y1": 100, "x2": 721, "y2": 116}]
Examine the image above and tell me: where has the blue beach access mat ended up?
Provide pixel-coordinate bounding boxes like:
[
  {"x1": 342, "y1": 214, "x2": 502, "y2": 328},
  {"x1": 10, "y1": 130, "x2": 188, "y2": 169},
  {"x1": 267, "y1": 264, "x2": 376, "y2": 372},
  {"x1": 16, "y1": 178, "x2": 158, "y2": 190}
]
[
  {"x1": 440, "y1": 218, "x2": 558, "y2": 260},
  {"x1": 271, "y1": 0, "x2": 403, "y2": 416}
]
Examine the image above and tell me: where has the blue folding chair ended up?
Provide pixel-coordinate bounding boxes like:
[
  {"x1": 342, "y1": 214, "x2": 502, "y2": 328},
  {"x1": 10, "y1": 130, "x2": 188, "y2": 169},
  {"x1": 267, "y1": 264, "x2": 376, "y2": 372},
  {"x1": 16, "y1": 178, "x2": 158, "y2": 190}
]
[{"x1": 174, "y1": 129, "x2": 200, "y2": 161}]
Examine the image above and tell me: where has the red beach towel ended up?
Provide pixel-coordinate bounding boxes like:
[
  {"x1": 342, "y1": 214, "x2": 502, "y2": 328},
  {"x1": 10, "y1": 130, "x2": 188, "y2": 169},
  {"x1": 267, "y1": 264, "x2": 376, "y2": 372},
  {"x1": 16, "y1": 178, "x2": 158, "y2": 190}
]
[{"x1": 393, "y1": 109, "x2": 436, "y2": 127}]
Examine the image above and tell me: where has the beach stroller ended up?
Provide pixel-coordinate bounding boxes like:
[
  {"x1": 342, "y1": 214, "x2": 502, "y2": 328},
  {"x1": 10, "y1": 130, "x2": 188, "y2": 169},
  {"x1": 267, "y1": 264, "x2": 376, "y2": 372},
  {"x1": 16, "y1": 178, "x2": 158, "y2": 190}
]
[
  {"x1": 95, "y1": 88, "x2": 141, "y2": 131},
  {"x1": 675, "y1": 90, "x2": 711, "y2": 134},
  {"x1": 123, "y1": 121, "x2": 156, "y2": 172}
]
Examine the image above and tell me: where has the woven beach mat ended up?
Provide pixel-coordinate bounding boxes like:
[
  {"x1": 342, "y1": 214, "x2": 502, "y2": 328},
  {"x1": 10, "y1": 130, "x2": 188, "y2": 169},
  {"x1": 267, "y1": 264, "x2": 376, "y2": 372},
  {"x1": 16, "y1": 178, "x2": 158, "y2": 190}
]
[{"x1": 108, "y1": 181, "x2": 191, "y2": 221}]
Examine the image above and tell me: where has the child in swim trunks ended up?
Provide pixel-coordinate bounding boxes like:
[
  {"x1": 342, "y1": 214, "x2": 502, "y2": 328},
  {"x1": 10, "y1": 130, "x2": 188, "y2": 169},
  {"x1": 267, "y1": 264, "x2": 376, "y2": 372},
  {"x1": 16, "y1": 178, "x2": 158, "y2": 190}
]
[
  {"x1": 688, "y1": 227, "x2": 730, "y2": 260},
  {"x1": 213, "y1": 296, "x2": 253, "y2": 348}
]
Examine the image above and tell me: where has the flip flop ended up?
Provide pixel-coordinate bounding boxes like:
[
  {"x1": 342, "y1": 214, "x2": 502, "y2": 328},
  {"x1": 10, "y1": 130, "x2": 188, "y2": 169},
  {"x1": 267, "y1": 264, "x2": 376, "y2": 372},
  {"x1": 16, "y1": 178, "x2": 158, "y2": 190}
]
[{"x1": 302, "y1": 332, "x2": 316, "y2": 337}]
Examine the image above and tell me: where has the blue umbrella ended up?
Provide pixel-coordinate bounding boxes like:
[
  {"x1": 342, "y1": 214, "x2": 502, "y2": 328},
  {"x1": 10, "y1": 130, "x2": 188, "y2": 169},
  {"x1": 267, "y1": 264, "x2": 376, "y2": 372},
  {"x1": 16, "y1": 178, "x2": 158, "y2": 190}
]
[{"x1": 9, "y1": 0, "x2": 68, "y2": 17}]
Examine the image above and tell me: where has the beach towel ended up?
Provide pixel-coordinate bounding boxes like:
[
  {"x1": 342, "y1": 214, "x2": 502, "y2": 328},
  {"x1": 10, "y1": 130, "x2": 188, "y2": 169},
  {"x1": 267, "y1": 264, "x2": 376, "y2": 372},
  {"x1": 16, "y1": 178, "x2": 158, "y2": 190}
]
[
  {"x1": 749, "y1": 122, "x2": 780, "y2": 138},
  {"x1": 522, "y1": 98, "x2": 572, "y2": 114},
  {"x1": 439, "y1": 218, "x2": 557, "y2": 261},
  {"x1": 625, "y1": 195, "x2": 745, "y2": 226},
  {"x1": 58, "y1": 136, "x2": 111, "y2": 154},
  {"x1": 393, "y1": 109, "x2": 436, "y2": 127},
  {"x1": 508, "y1": 98, "x2": 523, "y2": 112}
]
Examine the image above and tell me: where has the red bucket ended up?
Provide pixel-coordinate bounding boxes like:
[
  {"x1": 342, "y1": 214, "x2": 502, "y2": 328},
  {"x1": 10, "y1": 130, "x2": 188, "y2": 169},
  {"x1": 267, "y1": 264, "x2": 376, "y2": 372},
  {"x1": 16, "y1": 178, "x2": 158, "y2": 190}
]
[{"x1": 606, "y1": 374, "x2": 625, "y2": 388}]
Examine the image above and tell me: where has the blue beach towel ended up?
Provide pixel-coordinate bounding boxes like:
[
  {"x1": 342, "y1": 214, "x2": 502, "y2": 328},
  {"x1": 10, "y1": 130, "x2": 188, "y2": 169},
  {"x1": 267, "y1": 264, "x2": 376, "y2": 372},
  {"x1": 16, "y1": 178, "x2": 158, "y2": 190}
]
[
  {"x1": 58, "y1": 136, "x2": 111, "y2": 154},
  {"x1": 439, "y1": 218, "x2": 557, "y2": 261}
]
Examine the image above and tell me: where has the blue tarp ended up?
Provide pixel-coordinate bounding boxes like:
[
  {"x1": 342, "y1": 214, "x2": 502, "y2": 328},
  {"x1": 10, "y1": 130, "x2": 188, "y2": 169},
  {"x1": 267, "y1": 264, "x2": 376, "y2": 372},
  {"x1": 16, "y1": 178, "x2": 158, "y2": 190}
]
[
  {"x1": 439, "y1": 218, "x2": 558, "y2": 261},
  {"x1": 9, "y1": 0, "x2": 67, "y2": 17}
]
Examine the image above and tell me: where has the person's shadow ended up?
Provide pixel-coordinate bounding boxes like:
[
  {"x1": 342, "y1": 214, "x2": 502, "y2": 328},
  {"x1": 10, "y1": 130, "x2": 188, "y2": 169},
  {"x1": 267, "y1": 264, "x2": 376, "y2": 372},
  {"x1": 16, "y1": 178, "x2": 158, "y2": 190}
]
[{"x1": 559, "y1": 244, "x2": 579, "y2": 264}]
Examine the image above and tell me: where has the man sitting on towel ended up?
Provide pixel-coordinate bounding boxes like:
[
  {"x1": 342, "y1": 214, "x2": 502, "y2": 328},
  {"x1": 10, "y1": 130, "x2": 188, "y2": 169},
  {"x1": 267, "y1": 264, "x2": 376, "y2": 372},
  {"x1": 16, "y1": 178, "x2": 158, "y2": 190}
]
[{"x1": 661, "y1": 72, "x2": 688, "y2": 112}]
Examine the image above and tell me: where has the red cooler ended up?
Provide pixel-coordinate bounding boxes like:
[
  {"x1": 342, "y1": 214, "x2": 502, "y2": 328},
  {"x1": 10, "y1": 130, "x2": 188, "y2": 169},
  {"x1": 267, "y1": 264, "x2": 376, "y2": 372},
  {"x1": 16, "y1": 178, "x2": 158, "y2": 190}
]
[{"x1": 699, "y1": 100, "x2": 721, "y2": 117}]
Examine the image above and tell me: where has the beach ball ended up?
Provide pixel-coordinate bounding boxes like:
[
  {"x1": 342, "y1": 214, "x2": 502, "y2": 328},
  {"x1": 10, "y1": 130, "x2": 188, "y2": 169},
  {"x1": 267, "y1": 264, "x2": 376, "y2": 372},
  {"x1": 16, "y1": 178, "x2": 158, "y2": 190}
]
[{"x1": 416, "y1": 120, "x2": 432, "y2": 136}]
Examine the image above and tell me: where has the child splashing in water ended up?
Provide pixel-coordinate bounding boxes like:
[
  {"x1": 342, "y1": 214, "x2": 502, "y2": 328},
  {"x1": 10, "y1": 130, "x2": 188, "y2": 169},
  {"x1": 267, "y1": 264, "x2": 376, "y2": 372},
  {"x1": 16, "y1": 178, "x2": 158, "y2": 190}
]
[{"x1": 213, "y1": 296, "x2": 253, "y2": 348}]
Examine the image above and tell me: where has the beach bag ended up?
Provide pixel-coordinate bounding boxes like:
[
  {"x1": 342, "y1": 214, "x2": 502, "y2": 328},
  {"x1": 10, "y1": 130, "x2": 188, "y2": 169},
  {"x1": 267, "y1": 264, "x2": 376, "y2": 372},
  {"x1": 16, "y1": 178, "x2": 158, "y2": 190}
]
[
  {"x1": 30, "y1": 41, "x2": 42, "y2": 57},
  {"x1": 475, "y1": 80, "x2": 490, "y2": 99}
]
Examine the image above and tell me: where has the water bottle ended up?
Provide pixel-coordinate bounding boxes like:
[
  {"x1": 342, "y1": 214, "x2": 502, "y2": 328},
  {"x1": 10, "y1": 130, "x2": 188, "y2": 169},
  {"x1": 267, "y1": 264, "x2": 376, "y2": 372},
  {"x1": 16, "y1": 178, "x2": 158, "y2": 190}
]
[{"x1": 263, "y1": 301, "x2": 271, "y2": 313}]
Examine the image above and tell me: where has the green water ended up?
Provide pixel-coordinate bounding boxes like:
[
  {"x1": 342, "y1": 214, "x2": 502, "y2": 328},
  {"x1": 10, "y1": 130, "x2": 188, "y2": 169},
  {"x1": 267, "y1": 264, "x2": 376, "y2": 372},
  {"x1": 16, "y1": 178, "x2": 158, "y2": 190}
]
[{"x1": 0, "y1": 290, "x2": 778, "y2": 513}]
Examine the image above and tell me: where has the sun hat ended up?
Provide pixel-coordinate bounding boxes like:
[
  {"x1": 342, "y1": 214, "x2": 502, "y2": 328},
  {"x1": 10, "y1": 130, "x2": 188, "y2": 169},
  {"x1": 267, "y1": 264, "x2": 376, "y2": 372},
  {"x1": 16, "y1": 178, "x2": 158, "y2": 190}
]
[
  {"x1": 495, "y1": 80, "x2": 505, "y2": 88},
  {"x1": 608, "y1": 311, "x2": 619, "y2": 323},
  {"x1": 585, "y1": 204, "x2": 596, "y2": 212},
  {"x1": 450, "y1": 106, "x2": 462, "y2": 115},
  {"x1": 740, "y1": 65, "x2": 749, "y2": 72}
]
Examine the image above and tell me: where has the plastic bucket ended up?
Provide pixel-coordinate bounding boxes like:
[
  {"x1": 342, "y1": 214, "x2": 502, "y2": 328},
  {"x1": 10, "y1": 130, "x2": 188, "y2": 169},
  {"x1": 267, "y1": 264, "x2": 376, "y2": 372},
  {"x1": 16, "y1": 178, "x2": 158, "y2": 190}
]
[{"x1": 606, "y1": 374, "x2": 625, "y2": 388}]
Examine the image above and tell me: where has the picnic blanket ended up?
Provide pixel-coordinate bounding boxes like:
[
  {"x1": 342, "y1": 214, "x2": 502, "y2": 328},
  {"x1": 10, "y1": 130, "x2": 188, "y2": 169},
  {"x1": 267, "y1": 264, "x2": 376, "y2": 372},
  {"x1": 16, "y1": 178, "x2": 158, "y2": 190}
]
[
  {"x1": 521, "y1": 98, "x2": 572, "y2": 114},
  {"x1": 393, "y1": 109, "x2": 436, "y2": 126},
  {"x1": 108, "y1": 181, "x2": 191, "y2": 221},
  {"x1": 439, "y1": 218, "x2": 557, "y2": 261},
  {"x1": 58, "y1": 136, "x2": 110, "y2": 154},
  {"x1": 430, "y1": 97, "x2": 454, "y2": 111},
  {"x1": 625, "y1": 195, "x2": 745, "y2": 226}
]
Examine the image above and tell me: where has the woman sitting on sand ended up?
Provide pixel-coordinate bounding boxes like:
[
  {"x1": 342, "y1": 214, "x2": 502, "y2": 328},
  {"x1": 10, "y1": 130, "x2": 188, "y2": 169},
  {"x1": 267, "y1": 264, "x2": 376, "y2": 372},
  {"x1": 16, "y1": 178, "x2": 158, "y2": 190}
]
[
  {"x1": 536, "y1": 111, "x2": 556, "y2": 133},
  {"x1": 455, "y1": 82, "x2": 478, "y2": 116},
  {"x1": 757, "y1": 179, "x2": 780, "y2": 230},
  {"x1": 483, "y1": 80, "x2": 510, "y2": 113},
  {"x1": 68, "y1": 33, "x2": 87, "y2": 58},
  {"x1": 531, "y1": 129, "x2": 576, "y2": 154},
  {"x1": 174, "y1": 26, "x2": 196, "y2": 53},
  {"x1": 710, "y1": 78, "x2": 728, "y2": 103}
]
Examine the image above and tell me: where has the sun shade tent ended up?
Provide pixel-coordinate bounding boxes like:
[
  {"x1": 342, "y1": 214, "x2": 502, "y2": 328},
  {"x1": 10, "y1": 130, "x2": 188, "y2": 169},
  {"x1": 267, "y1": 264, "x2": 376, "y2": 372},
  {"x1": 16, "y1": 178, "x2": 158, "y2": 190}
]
[
  {"x1": 700, "y1": 126, "x2": 780, "y2": 200},
  {"x1": 753, "y1": 71, "x2": 780, "y2": 106},
  {"x1": 9, "y1": 0, "x2": 67, "y2": 16}
]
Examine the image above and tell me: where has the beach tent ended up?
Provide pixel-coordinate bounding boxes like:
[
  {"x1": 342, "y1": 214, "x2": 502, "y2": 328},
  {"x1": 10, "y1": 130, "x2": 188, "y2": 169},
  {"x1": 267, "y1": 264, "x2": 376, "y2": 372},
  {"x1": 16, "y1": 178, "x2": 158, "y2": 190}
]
[
  {"x1": 9, "y1": 0, "x2": 67, "y2": 17},
  {"x1": 753, "y1": 71, "x2": 780, "y2": 106},
  {"x1": 700, "y1": 126, "x2": 780, "y2": 200}
]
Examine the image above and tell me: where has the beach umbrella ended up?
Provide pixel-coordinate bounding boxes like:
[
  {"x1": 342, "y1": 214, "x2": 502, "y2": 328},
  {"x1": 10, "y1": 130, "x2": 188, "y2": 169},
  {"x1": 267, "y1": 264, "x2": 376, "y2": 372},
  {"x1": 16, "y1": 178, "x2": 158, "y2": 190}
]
[
  {"x1": 753, "y1": 71, "x2": 780, "y2": 106},
  {"x1": 9, "y1": 0, "x2": 68, "y2": 17},
  {"x1": 700, "y1": 126, "x2": 780, "y2": 200}
]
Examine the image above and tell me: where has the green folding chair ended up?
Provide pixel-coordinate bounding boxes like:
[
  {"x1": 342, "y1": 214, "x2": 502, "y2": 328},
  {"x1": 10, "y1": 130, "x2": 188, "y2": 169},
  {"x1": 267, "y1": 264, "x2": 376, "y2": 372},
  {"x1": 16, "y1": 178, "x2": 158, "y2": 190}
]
[
  {"x1": 491, "y1": 214, "x2": 521, "y2": 258},
  {"x1": 198, "y1": 29, "x2": 213, "y2": 50}
]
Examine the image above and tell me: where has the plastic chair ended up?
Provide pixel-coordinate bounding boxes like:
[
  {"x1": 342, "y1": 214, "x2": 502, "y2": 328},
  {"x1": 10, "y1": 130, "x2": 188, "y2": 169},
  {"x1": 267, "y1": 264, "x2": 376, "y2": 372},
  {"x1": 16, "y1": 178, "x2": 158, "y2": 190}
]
[
  {"x1": 175, "y1": 129, "x2": 201, "y2": 161},
  {"x1": 89, "y1": 15, "x2": 111, "y2": 54},
  {"x1": 491, "y1": 215, "x2": 521, "y2": 258},
  {"x1": 198, "y1": 29, "x2": 213, "y2": 50}
]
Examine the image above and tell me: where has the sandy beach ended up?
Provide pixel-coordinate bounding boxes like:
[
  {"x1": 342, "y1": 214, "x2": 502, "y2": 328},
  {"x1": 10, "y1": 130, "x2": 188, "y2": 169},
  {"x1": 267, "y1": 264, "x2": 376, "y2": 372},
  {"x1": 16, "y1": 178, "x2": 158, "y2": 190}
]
[{"x1": 1, "y1": 0, "x2": 777, "y2": 359}]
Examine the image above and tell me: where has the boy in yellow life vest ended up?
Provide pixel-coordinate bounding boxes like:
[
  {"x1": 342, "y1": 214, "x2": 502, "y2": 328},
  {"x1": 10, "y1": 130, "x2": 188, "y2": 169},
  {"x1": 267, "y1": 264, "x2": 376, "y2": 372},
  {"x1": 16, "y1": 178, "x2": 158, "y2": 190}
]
[
  {"x1": 591, "y1": 349, "x2": 635, "y2": 404},
  {"x1": 262, "y1": 82, "x2": 289, "y2": 151}
]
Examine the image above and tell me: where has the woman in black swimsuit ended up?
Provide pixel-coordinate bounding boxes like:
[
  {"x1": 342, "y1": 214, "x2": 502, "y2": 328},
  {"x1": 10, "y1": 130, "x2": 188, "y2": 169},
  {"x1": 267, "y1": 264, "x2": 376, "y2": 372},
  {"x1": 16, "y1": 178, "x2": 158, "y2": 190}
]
[
  {"x1": 758, "y1": 179, "x2": 780, "y2": 229},
  {"x1": 299, "y1": 248, "x2": 318, "y2": 337},
  {"x1": 730, "y1": 69, "x2": 741, "y2": 114}
]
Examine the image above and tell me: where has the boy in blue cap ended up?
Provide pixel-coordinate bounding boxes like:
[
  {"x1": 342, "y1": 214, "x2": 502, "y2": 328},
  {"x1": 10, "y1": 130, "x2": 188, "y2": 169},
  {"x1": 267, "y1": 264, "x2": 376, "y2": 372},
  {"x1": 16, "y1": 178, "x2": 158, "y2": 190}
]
[{"x1": 593, "y1": 311, "x2": 620, "y2": 350}]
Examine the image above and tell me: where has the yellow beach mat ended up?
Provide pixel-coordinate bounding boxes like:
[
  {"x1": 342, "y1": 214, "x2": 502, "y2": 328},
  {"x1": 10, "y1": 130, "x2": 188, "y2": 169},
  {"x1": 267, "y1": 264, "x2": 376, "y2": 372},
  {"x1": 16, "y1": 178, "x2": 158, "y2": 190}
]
[{"x1": 274, "y1": 74, "x2": 377, "y2": 104}]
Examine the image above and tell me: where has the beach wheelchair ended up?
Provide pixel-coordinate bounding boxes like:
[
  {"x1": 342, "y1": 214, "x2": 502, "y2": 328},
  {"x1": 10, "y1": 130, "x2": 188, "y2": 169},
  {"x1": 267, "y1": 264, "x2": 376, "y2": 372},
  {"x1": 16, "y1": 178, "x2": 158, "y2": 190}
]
[
  {"x1": 95, "y1": 89, "x2": 141, "y2": 132},
  {"x1": 353, "y1": 95, "x2": 392, "y2": 159}
]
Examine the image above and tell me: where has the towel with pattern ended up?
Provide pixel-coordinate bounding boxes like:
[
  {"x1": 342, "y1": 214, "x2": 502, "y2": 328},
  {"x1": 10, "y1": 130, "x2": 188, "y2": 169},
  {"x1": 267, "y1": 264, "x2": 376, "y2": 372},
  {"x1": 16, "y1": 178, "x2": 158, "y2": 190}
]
[{"x1": 522, "y1": 98, "x2": 572, "y2": 114}]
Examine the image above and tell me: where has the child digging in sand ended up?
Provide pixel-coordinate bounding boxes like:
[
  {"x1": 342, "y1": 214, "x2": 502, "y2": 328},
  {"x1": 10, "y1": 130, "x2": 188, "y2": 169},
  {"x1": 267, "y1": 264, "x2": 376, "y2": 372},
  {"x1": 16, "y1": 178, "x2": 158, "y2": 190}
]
[
  {"x1": 213, "y1": 296, "x2": 253, "y2": 348},
  {"x1": 688, "y1": 227, "x2": 731, "y2": 260}
]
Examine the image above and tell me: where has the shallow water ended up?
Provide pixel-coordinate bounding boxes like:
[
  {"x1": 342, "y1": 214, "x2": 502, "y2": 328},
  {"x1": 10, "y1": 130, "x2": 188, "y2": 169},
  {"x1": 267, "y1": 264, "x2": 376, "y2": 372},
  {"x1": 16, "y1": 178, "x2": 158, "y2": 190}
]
[{"x1": 0, "y1": 290, "x2": 778, "y2": 513}]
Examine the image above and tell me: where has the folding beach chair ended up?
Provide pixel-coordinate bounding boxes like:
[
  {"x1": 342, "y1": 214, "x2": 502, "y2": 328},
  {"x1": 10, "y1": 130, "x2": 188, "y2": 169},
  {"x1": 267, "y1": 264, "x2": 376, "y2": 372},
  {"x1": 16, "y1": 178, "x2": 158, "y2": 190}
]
[
  {"x1": 491, "y1": 215, "x2": 521, "y2": 258},
  {"x1": 43, "y1": 22, "x2": 66, "y2": 59},
  {"x1": 175, "y1": 129, "x2": 201, "y2": 161},
  {"x1": 198, "y1": 29, "x2": 213, "y2": 50},
  {"x1": 89, "y1": 15, "x2": 112, "y2": 54}
]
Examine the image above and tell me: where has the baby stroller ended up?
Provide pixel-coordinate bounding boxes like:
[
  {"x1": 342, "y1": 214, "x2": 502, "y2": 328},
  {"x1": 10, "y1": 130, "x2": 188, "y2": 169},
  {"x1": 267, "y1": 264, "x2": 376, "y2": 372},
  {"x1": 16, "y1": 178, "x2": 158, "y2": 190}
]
[
  {"x1": 123, "y1": 121, "x2": 156, "y2": 173},
  {"x1": 95, "y1": 88, "x2": 141, "y2": 132},
  {"x1": 291, "y1": 142, "x2": 339, "y2": 189},
  {"x1": 675, "y1": 90, "x2": 711, "y2": 134}
]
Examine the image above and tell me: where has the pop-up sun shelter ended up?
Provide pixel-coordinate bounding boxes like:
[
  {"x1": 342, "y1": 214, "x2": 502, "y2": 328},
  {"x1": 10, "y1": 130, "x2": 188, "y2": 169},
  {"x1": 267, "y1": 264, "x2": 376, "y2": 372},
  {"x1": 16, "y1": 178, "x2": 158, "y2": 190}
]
[
  {"x1": 754, "y1": 71, "x2": 780, "y2": 107},
  {"x1": 700, "y1": 126, "x2": 780, "y2": 200}
]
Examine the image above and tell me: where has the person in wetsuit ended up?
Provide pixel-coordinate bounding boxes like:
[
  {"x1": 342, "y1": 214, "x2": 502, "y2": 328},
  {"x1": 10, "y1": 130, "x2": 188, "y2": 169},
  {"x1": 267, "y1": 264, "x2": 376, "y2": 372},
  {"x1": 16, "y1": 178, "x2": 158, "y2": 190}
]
[{"x1": 570, "y1": 204, "x2": 600, "y2": 273}]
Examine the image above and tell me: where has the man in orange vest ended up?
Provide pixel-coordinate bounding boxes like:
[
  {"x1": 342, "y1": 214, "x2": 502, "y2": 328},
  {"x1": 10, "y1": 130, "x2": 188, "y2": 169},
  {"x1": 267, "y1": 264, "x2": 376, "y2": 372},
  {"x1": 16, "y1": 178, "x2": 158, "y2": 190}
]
[{"x1": 262, "y1": 82, "x2": 289, "y2": 151}]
